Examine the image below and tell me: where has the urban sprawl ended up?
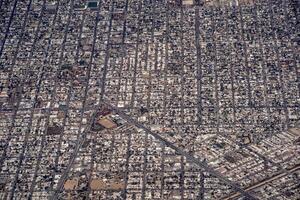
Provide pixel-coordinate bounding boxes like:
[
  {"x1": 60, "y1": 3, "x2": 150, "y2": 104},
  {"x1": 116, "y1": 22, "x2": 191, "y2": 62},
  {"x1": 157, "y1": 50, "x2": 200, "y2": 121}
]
[{"x1": 0, "y1": 0, "x2": 299, "y2": 199}]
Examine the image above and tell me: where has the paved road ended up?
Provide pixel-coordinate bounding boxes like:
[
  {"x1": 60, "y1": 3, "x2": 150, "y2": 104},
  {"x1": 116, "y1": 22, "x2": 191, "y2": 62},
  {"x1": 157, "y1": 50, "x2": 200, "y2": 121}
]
[{"x1": 222, "y1": 163, "x2": 300, "y2": 200}]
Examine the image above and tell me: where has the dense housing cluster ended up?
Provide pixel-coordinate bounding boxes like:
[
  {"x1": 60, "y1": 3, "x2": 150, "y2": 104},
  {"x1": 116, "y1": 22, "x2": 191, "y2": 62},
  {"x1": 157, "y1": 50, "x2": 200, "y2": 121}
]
[{"x1": 0, "y1": 0, "x2": 299, "y2": 199}]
